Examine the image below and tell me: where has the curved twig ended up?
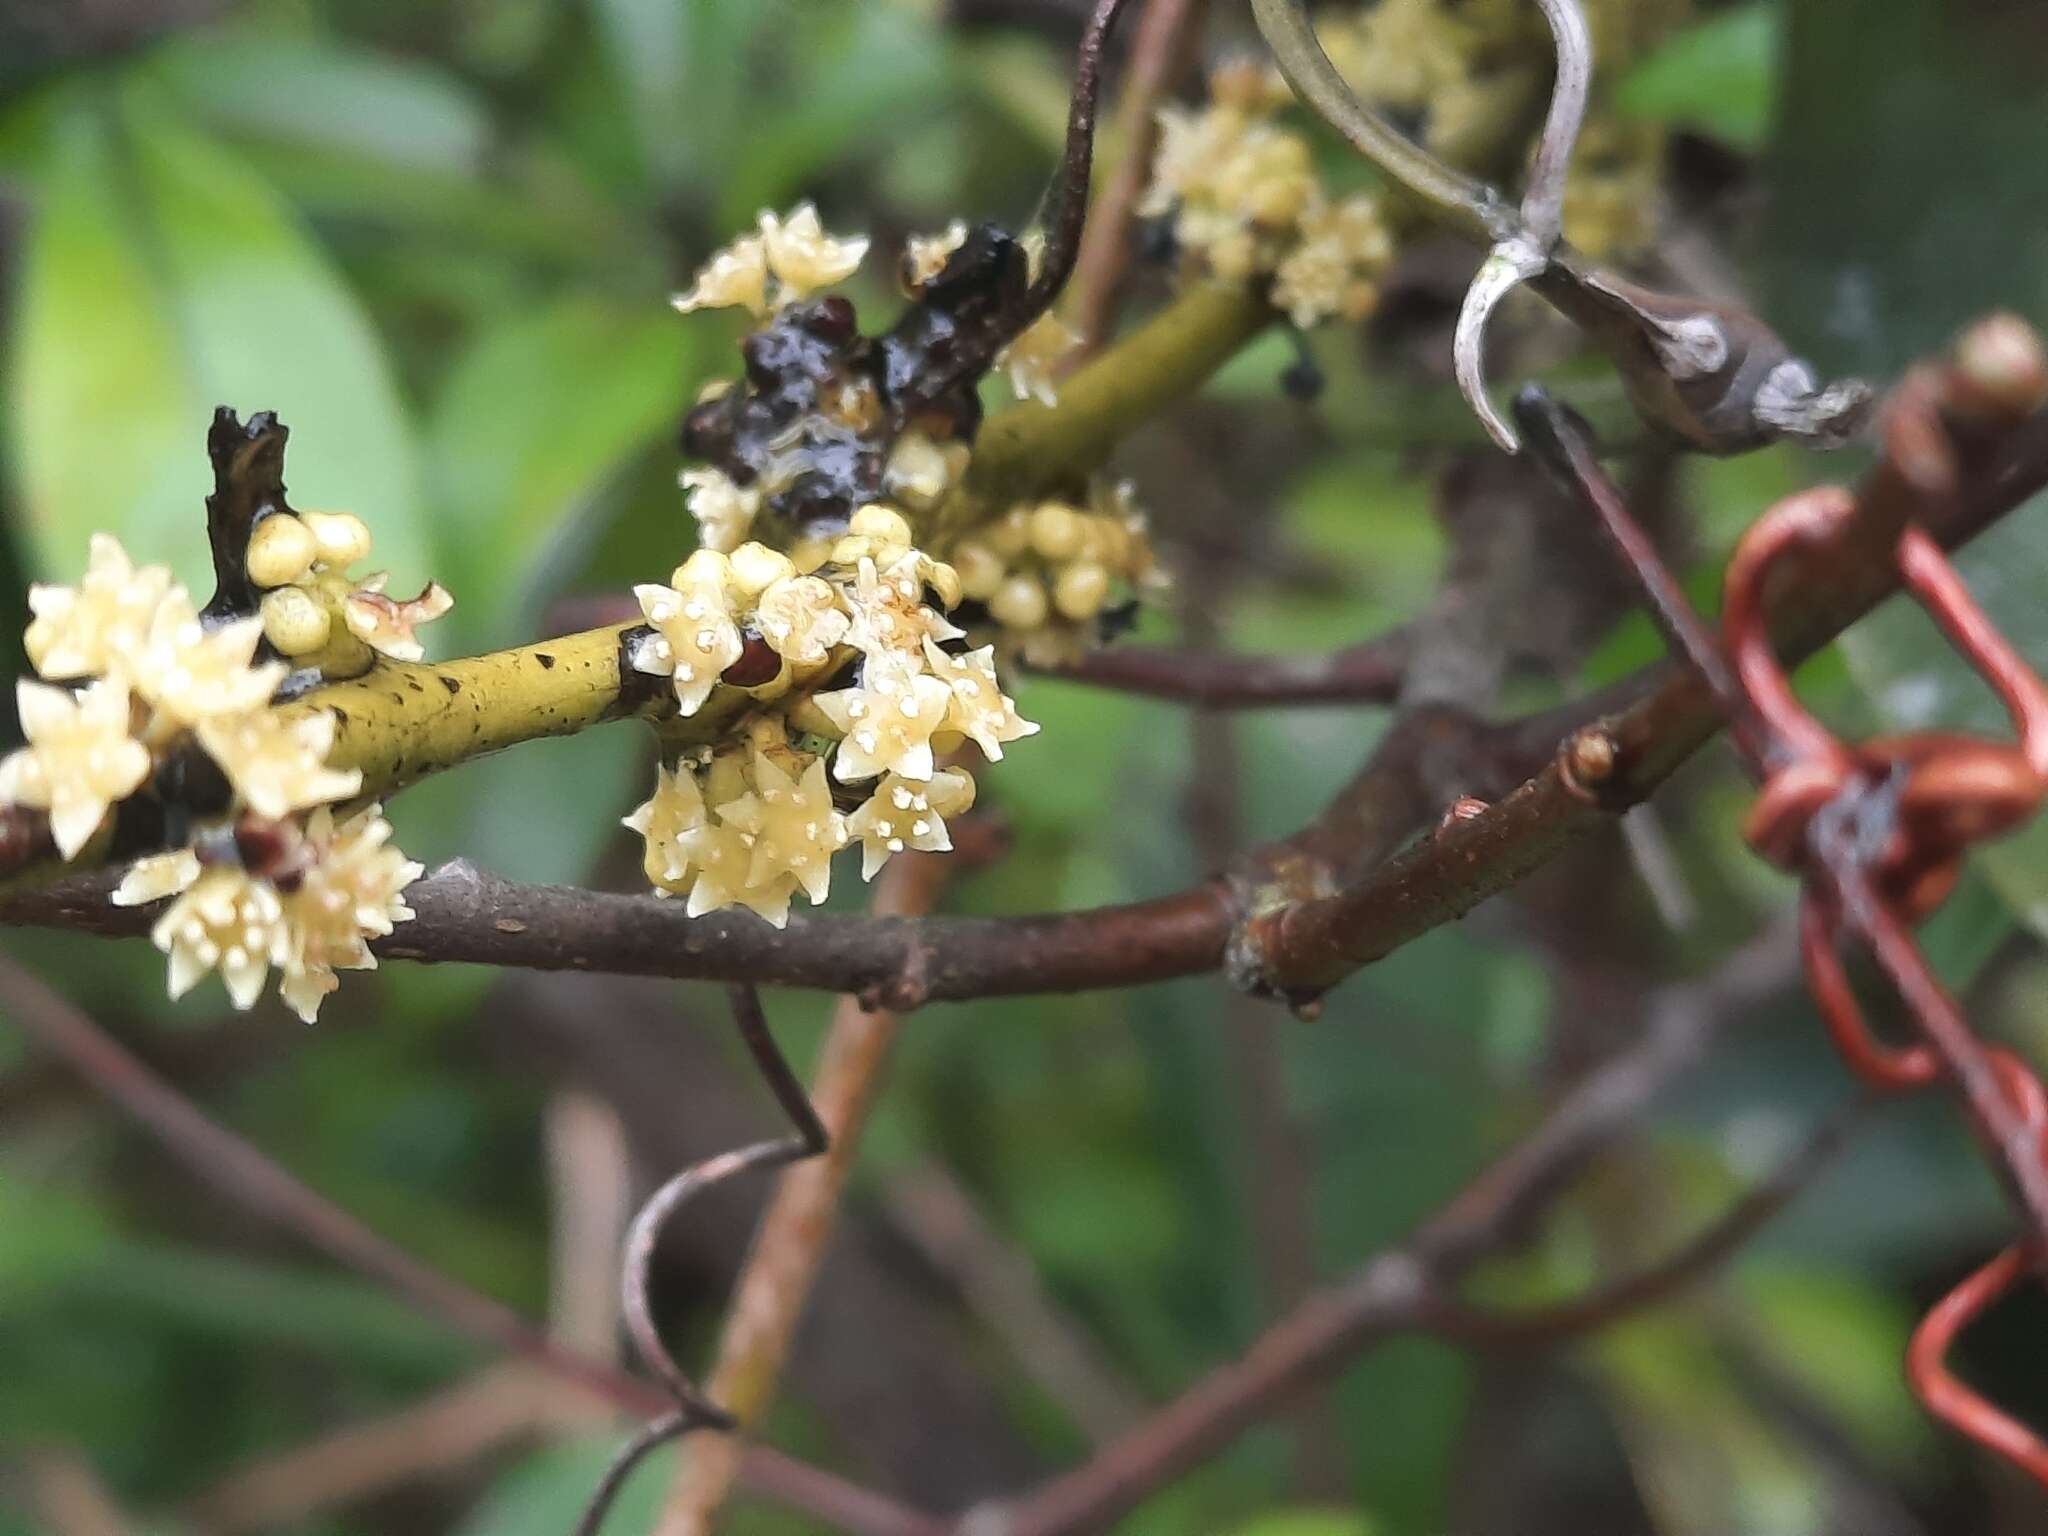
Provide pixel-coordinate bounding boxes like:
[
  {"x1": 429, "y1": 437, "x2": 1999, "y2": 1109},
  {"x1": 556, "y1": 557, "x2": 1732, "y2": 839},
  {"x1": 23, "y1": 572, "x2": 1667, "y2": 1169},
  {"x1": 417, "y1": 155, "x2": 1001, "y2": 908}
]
[{"x1": 577, "y1": 984, "x2": 829, "y2": 1535}]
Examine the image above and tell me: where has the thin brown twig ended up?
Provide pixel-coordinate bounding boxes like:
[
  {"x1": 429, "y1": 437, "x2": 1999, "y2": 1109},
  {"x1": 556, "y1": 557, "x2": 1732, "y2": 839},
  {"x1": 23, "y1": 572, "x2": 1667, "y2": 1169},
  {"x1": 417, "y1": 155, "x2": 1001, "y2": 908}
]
[
  {"x1": 1035, "y1": 625, "x2": 1410, "y2": 706},
  {"x1": 970, "y1": 929, "x2": 1801, "y2": 1536},
  {"x1": 656, "y1": 850, "x2": 958, "y2": 1535},
  {"x1": 1065, "y1": 0, "x2": 1207, "y2": 352},
  {"x1": 0, "y1": 955, "x2": 939, "y2": 1536}
]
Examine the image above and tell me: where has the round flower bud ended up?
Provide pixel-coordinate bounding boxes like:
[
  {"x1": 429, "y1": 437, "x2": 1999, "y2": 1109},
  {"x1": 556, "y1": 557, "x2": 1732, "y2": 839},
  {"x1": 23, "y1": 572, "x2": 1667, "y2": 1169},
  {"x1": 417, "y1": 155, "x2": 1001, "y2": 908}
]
[
  {"x1": 729, "y1": 541, "x2": 797, "y2": 597},
  {"x1": 951, "y1": 541, "x2": 1006, "y2": 601},
  {"x1": 245, "y1": 515, "x2": 317, "y2": 589},
  {"x1": 302, "y1": 511, "x2": 373, "y2": 570},
  {"x1": 990, "y1": 573, "x2": 1049, "y2": 631},
  {"x1": 1029, "y1": 503, "x2": 1085, "y2": 562},
  {"x1": 1053, "y1": 560, "x2": 1112, "y2": 622},
  {"x1": 849, "y1": 503, "x2": 914, "y2": 548},
  {"x1": 926, "y1": 560, "x2": 963, "y2": 610},
  {"x1": 260, "y1": 585, "x2": 333, "y2": 657},
  {"x1": 986, "y1": 507, "x2": 1033, "y2": 559}
]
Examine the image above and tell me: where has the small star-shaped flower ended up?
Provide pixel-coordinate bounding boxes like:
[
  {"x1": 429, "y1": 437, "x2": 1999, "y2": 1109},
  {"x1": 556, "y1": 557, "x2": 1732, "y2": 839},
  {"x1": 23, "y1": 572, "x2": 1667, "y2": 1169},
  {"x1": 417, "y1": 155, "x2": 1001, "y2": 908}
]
[
  {"x1": 343, "y1": 578, "x2": 455, "y2": 662},
  {"x1": 133, "y1": 598, "x2": 286, "y2": 729},
  {"x1": 922, "y1": 639, "x2": 1040, "y2": 762},
  {"x1": 846, "y1": 768, "x2": 976, "y2": 879},
  {"x1": 623, "y1": 761, "x2": 708, "y2": 894},
  {"x1": 714, "y1": 751, "x2": 847, "y2": 906},
  {"x1": 151, "y1": 866, "x2": 289, "y2": 1009},
  {"x1": 25, "y1": 534, "x2": 176, "y2": 682},
  {"x1": 754, "y1": 575, "x2": 850, "y2": 665},
  {"x1": 996, "y1": 312, "x2": 1079, "y2": 406},
  {"x1": 815, "y1": 657, "x2": 953, "y2": 784},
  {"x1": 278, "y1": 805, "x2": 423, "y2": 1023},
  {"x1": 681, "y1": 468, "x2": 762, "y2": 553},
  {"x1": 759, "y1": 203, "x2": 869, "y2": 299},
  {"x1": 633, "y1": 552, "x2": 743, "y2": 715},
  {"x1": 674, "y1": 236, "x2": 771, "y2": 317},
  {"x1": 0, "y1": 678, "x2": 152, "y2": 857},
  {"x1": 197, "y1": 708, "x2": 363, "y2": 820},
  {"x1": 113, "y1": 849, "x2": 203, "y2": 908},
  {"x1": 844, "y1": 555, "x2": 962, "y2": 660},
  {"x1": 678, "y1": 821, "x2": 796, "y2": 926}
]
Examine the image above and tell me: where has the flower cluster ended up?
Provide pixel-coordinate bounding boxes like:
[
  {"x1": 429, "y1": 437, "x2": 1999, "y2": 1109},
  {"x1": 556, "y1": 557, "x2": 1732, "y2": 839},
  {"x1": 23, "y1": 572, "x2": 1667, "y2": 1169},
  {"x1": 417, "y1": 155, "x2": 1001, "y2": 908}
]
[
  {"x1": 623, "y1": 505, "x2": 1032, "y2": 920},
  {"x1": 899, "y1": 221, "x2": 1077, "y2": 405},
  {"x1": 1141, "y1": 57, "x2": 1395, "y2": 329},
  {"x1": 115, "y1": 806, "x2": 421, "y2": 1023},
  {"x1": 944, "y1": 482, "x2": 1165, "y2": 667},
  {"x1": 1316, "y1": 0, "x2": 1681, "y2": 259},
  {"x1": 675, "y1": 203, "x2": 871, "y2": 319},
  {"x1": 3, "y1": 533, "x2": 425, "y2": 1019},
  {"x1": 243, "y1": 506, "x2": 452, "y2": 670}
]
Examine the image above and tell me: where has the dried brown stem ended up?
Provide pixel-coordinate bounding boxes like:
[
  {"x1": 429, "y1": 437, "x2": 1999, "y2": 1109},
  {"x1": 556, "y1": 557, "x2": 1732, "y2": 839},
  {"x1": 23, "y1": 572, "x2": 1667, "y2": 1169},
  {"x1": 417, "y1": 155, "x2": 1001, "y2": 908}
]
[
  {"x1": 1037, "y1": 626, "x2": 1410, "y2": 706},
  {"x1": 0, "y1": 954, "x2": 938, "y2": 1536},
  {"x1": 971, "y1": 932, "x2": 1799, "y2": 1536},
  {"x1": 1065, "y1": 0, "x2": 1207, "y2": 351},
  {"x1": 656, "y1": 850, "x2": 956, "y2": 1534}
]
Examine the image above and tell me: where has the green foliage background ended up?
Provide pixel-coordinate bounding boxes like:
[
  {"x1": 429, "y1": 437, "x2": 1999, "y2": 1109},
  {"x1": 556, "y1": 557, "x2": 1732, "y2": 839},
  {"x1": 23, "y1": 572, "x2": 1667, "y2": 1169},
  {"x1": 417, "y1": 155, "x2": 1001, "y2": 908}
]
[{"x1": 2, "y1": 1, "x2": 2046, "y2": 1532}]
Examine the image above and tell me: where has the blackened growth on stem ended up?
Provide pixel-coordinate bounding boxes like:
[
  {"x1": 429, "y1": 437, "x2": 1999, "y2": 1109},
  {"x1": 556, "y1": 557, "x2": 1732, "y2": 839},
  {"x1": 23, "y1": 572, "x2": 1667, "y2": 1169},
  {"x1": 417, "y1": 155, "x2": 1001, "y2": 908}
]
[
  {"x1": 678, "y1": 231, "x2": 1037, "y2": 542},
  {"x1": 201, "y1": 408, "x2": 298, "y2": 625}
]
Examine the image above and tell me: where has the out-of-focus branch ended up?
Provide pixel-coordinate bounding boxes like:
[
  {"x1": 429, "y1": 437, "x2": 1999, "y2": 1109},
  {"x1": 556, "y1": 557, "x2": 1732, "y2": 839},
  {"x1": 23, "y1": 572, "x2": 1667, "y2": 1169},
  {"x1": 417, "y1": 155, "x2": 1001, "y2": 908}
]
[
  {"x1": 655, "y1": 851, "x2": 956, "y2": 1535},
  {"x1": 0, "y1": 955, "x2": 938, "y2": 1536},
  {"x1": 1065, "y1": 0, "x2": 1207, "y2": 351},
  {"x1": 970, "y1": 932, "x2": 1801, "y2": 1536},
  {"x1": 1036, "y1": 625, "x2": 1410, "y2": 707}
]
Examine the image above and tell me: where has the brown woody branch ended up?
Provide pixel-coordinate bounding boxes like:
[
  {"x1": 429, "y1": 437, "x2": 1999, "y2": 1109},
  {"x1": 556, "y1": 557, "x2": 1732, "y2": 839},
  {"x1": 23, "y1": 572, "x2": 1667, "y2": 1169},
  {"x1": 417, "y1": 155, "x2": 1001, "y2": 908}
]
[
  {"x1": 1036, "y1": 625, "x2": 1411, "y2": 707},
  {"x1": 970, "y1": 930, "x2": 1806, "y2": 1536},
  {"x1": 0, "y1": 955, "x2": 940, "y2": 1536}
]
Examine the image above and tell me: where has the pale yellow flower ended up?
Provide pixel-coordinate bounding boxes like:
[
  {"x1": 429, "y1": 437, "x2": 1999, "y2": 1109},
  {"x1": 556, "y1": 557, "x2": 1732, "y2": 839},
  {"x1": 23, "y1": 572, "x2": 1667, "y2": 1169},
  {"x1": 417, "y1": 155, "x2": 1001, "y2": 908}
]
[
  {"x1": 846, "y1": 768, "x2": 975, "y2": 880},
  {"x1": 713, "y1": 751, "x2": 847, "y2": 906},
  {"x1": 902, "y1": 221, "x2": 969, "y2": 291},
  {"x1": 922, "y1": 639, "x2": 1039, "y2": 762},
  {"x1": 815, "y1": 657, "x2": 952, "y2": 783},
  {"x1": 759, "y1": 203, "x2": 869, "y2": 299},
  {"x1": 997, "y1": 312, "x2": 1079, "y2": 406},
  {"x1": 632, "y1": 551, "x2": 743, "y2": 715},
  {"x1": 342, "y1": 580, "x2": 454, "y2": 663},
  {"x1": 196, "y1": 709, "x2": 363, "y2": 820},
  {"x1": 278, "y1": 805, "x2": 422, "y2": 1023},
  {"x1": 884, "y1": 432, "x2": 972, "y2": 511},
  {"x1": 754, "y1": 575, "x2": 850, "y2": 665},
  {"x1": 133, "y1": 598, "x2": 286, "y2": 729},
  {"x1": 151, "y1": 866, "x2": 289, "y2": 1009},
  {"x1": 623, "y1": 761, "x2": 708, "y2": 894},
  {"x1": 843, "y1": 554, "x2": 963, "y2": 659},
  {"x1": 682, "y1": 468, "x2": 762, "y2": 553},
  {"x1": 675, "y1": 235, "x2": 772, "y2": 317},
  {"x1": 679, "y1": 821, "x2": 796, "y2": 926},
  {"x1": 0, "y1": 678, "x2": 152, "y2": 857},
  {"x1": 112, "y1": 849, "x2": 202, "y2": 908},
  {"x1": 1272, "y1": 194, "x2": 1394, "y2": 328},
  {"x1": 24, "y1": 534, "x2": 176, "y2": 683}
]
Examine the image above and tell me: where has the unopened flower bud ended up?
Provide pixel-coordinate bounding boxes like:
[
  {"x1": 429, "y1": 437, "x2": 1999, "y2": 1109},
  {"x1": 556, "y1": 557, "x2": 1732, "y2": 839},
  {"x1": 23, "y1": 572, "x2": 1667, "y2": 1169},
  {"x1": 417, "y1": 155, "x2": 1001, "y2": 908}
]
[
  {"x1": 990, "y1": 574, "x2": 1049, "y2": 631},
  {"x1": 1053, "y1": 560, "x2": 1112, "y2": 621},
  {"x1": 951, "y1": 541, "x2": 1006, "y2": 601},
  {"x1": 261, "y1": 586, "x2": 333, "y2": 656},
  {"x1": 301, "y1": 511, "x2": 373, "y2": 569},
  {"x1": 245, "y1": 515, "x2": 318, "y2": 589},
  {"x1": 1029, "y1": 503, "x2": 1085, "y2": 562}
]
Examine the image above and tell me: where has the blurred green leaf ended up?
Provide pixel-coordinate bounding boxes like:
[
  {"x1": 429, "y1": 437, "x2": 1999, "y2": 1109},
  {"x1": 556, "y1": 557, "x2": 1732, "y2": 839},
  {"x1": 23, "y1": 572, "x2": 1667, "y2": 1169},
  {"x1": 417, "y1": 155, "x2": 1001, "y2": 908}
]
[
  {"x1": 1227, "y1": 1513, "x2": 1377, "y2": 1536},
  {"x1": 6, "y1": 89, "x2": 433, "y2": 594},
  {"x1": 148, "y1": 31, "x2": 492, "y2": 174},
  {"x1": 1743, "y1": 1259, "x2": 1927, "y2": 1468},
  {"x1": 1617, "y1": 3, "x2": 1781, "y2": 150},
  {"x1": 8, "y1": 101, "x2": 206, "y2": 587},
  {"x1": 426, "y1": 293, "x2": 689, "y2": 647},
  {"x1": 455, "y1": 1436, "x2": 664, "y2": 1536},
  {"x1": 122, "y1": 90, "x2": 435, "y2": 590}
]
